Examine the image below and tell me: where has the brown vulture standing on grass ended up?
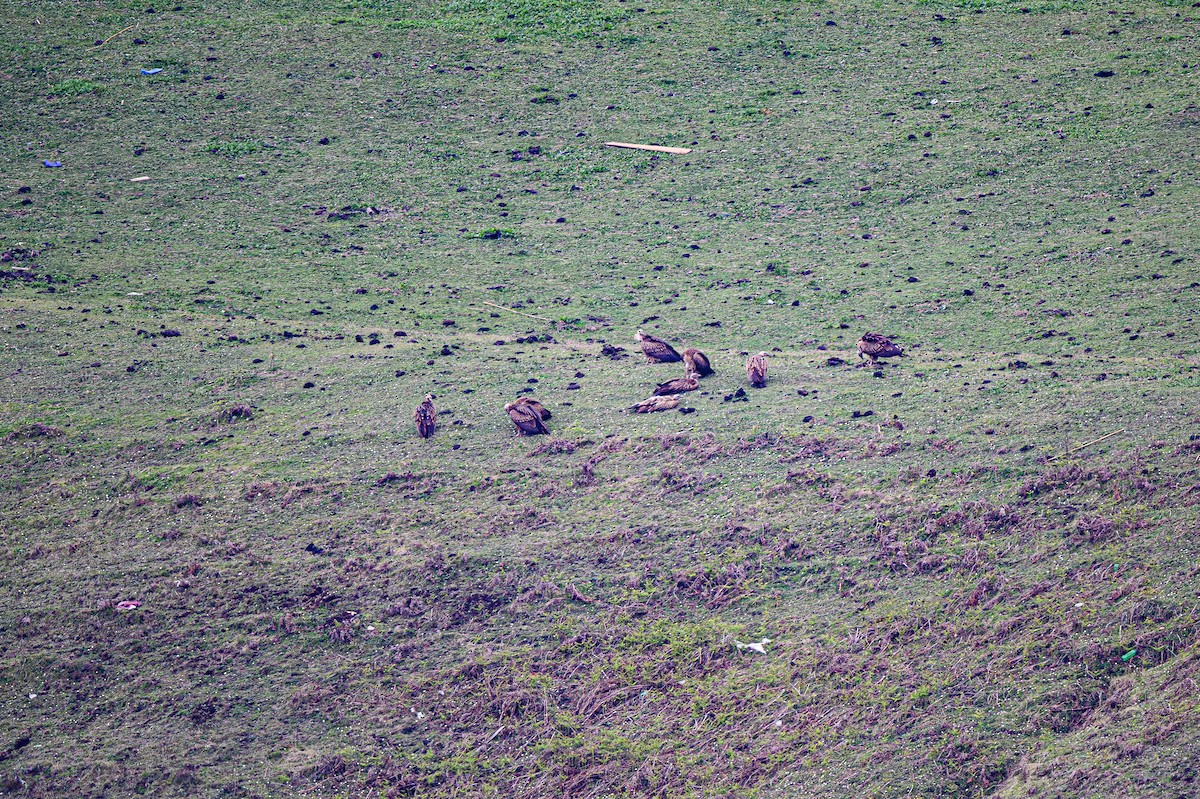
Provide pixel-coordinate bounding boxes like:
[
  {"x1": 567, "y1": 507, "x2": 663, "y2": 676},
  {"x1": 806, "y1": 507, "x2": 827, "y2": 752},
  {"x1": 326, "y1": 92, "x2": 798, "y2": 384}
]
[
  {"x1": 683, "y1": 348, "x2": 715, "y2": 377},
  {"x1": 635, "y1": 330, "x2": 683, "y2": 364},
  {"x1": 857, "y1": 332, "x2": 904, "y2": 363},
  {"x1": 653, "y1": 372, "x2": 700, "y2": 396},
  {"x1": 510, "y1": 396, "x2": 552, "y2": 421},
  {"x1": 504, "y1": 397, "x2": 551, "y2": 435},
  {"x1": 629, "y1": 395, "x2": 680, "y2": 413},
  {"x1": 747, "y1": 352, "x2": 768, "y2": 387},
  {"x1": 414, "y1": 394, "x2": 436, "y2": 438}
]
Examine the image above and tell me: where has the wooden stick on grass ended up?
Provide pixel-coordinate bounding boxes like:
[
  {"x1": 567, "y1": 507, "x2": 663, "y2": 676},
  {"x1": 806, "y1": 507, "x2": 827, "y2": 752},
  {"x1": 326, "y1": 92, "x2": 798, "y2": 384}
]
[
  {"x1": 90, "y1": 23, "x2": 139, "y2": 49},
  {"x1": 605, "y1": 142, "x2": 693, "y2": 155},
  {"x1": 480, "y1": 300, "x2": 554, "y2": 323},
  {"x1": 1062, "y1": 428, "x2": 1126, "y2": 458}
]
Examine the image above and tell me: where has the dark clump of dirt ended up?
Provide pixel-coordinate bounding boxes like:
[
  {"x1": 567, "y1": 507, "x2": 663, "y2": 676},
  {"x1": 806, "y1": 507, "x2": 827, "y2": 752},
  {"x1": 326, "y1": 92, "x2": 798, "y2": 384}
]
[
  {"x1": 601, "y1": 344, "x2": 628, "y2": 360},
  {"x1": 5, "y1": 423, "x2": 64, "y2": 442},
  {"x1": 190, "y1": 698, "x2": 219, "y2": 725},
  {"x1": 826, "y1": 356, "x2": 846, "y2": 367},
  {"x1": 0, "y1": 266, "x2": 40, "y2": 281},
  {"x1": 221, "y1": 403, "x2": 254, "y2": 421},
  {"x1": 1, "y1": 246, "x2": 43, "y2": 263},
  {"x1": 723, "y1": 388, "x2": 748, "y2": 403}
]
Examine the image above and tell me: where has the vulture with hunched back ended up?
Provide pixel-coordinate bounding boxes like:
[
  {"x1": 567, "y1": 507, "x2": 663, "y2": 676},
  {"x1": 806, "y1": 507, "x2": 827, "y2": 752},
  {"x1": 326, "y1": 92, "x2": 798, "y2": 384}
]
[
  {"x1": 414, "y1": 394, "x2": 436, "y2": 438},
  {"x1": 509, "y1": 396, "x2": 552, "y2": 421},
  {"x1": 504, "y1": 398, "x2": 551, "y2": 435},
  {"x1": 683, "y1": 348, "x2": 715, "y2": 378},
  {"x1": 747, "y1": 352, "x2": 768, "y2": 388},
  {"x1": 635, "y1": 330, "x2": 683, "y2": 364},
  {"x1": 857, "y1": 332, "x2": 904, "y2": 362}
]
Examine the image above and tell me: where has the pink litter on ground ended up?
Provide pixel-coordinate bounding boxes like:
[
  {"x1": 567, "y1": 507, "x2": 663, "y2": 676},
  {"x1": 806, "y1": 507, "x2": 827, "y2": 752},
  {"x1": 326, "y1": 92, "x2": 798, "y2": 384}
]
[{"x1": 116, "y1": 600, "x2": 141, "y2": 610}]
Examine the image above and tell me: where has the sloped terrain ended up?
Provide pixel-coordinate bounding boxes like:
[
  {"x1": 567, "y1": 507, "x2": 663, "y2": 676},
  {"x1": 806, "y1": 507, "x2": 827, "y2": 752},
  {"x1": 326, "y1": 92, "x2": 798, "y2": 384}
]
[{"x1": 1, "y1": 0, "x2": 1198, "y2": 796}]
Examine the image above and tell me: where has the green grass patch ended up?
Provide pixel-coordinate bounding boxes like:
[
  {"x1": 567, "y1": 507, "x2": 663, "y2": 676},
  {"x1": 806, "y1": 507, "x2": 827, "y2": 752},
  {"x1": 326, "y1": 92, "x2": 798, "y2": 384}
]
[
  {"x1": 50, "y1": 78, "x2": 103, "y2": 96},
  {"x1": 207, "y1": 139, "x2": 269, "y2": 157}
]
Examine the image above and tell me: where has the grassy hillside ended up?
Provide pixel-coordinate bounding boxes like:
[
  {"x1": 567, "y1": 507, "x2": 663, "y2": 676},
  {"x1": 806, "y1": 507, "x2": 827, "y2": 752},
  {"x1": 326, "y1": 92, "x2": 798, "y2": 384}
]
[{"x1": 2, "y1": 0, "x2": 1199, "y2": 796}]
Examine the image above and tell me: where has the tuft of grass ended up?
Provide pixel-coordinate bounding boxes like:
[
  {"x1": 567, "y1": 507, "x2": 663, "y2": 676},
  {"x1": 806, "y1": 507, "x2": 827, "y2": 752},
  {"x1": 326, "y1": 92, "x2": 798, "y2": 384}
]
[
  {"x1": 50, "y1": 78, "x2": 102, "y2": 96},
  {"x1": 206, "y1": 139, "x2": 267, "y2": 157},
  {"x1": 473, "y1": 227, "x2": 517, "y2": 239}
]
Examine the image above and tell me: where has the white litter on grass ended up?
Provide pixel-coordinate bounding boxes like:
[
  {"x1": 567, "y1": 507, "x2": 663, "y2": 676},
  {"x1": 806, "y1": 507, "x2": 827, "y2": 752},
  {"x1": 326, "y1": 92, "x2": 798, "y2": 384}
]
[
  {"x1": 127, "y1": 292, "x2": 143, "y2": 296},
  {"x1": 734, "y1": 638, "x2": 772, "y2": 654}
]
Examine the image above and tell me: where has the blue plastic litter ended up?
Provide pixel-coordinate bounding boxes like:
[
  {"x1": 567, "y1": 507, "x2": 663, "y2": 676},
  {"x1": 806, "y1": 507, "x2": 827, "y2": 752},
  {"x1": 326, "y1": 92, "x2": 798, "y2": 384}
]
[
  {"x1": 140, "y1": 68, "x2": 163, "y2": 75},
  {"x1": 42, "y1": 161, "x2": 63, "y2": 168}
]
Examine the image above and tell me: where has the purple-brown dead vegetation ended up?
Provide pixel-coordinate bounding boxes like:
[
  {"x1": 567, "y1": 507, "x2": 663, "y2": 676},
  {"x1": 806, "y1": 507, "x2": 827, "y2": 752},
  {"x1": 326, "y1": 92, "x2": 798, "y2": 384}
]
[
  {"x1": 1072, "y1": 515, "x2": 1118, "y2": 544},
  {"x1": 655, "y1": 467, "x2": 719, "y2": 496},
  {"x1": 527, "y1": 437, "x2": 586, "y2": 456},
  {"x1": 280, "y1": 479, "x2": 330, "y2": 508},
  {"x1": 4, "y1": 423, "x2": 64, "y2": 442},
  {"x1": 243, "y1": 480, "x2": 279, "y2": 500},
  {"x1": 376, "y1": 470, "x2": 436, "y2": 497}
]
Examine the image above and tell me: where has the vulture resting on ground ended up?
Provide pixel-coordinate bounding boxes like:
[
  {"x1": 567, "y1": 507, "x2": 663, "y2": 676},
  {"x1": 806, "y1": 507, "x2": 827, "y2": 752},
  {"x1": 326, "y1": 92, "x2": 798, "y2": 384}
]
[
  {"x1": 747, "y1": 352, "x2": 768, "y2": 388},
  {"x1": 504, "y1": 398, "x2": 551, "y2": 435},
  {"x1": 683, "y1": 348, "x2": 715, "y2": 377},
  {"x1": 635, "y1": 330, "x2": 683, "y2": 364},
  {"x1": 414, "y1": 394, "x2": 436, "y2": 438},
  {"x1": 653, "y1": 372, "x2": 700, "y2": 396},
  {"x1": 629, "y1": 395, "x2": 680, "y2": 413},
  {"x1": 857, "y1": 332, "x2": 904, "y2": 362},
  {"x1": 509, "y1": 396, "x2": 552, "y2": 420}
]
